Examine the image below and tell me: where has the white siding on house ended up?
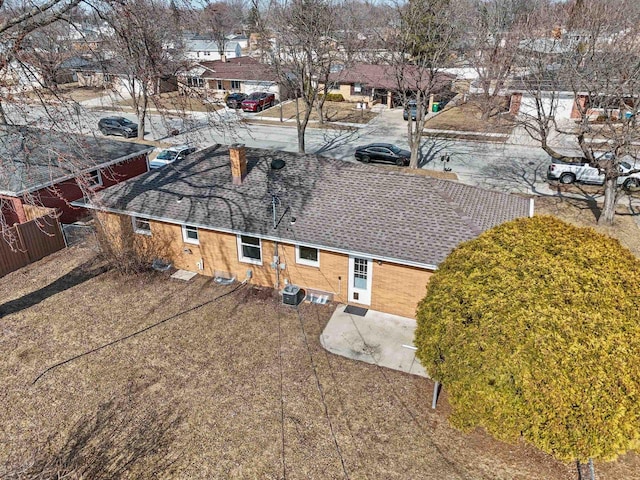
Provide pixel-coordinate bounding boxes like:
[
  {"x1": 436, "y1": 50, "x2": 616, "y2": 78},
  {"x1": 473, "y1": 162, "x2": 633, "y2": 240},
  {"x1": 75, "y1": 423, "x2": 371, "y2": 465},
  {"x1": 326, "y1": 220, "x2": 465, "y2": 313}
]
[
  {"x1": 243, "y1": 81, "x2": 280, "y2": 99},
  {"x1": 519, "y1": 92, "x2": 574, "y2": 121}
]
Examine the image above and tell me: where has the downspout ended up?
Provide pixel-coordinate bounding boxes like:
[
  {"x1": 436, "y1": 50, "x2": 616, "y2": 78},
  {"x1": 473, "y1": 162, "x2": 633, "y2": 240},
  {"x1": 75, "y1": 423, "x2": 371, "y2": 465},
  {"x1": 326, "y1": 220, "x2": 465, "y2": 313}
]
[{"x1": 272, "y1": 194, "x2": 280, "y2": 289}]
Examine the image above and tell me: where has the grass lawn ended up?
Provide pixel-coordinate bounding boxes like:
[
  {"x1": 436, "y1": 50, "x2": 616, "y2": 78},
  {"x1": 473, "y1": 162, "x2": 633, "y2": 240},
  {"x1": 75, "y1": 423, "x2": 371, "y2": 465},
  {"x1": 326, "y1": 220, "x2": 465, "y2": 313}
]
[
  {"x1": 17, "y1": 82, "x2": 108, "y2": 103},
  {"x1": 117, "y1": 93, "x2": 223, "y2": 113},
  {"x1": 535, "y1": 194, "x2": 640, "y2": 256},
  {"x1": 424, "y1": 102, "x2": 514, "y2": 135},
  {"x1": 1, "y1": 239, "x2": 639, "y2": 478},
  {"x1": 259, "y1": 99, "x2": 378, "y2": 124}
]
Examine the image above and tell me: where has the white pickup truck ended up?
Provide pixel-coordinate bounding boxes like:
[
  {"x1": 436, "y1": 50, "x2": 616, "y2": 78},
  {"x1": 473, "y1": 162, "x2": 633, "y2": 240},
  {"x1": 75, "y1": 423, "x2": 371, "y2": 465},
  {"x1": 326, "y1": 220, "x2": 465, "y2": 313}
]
[{"x1": 547, "y1": 158, "x2": 640, "y2": 189}]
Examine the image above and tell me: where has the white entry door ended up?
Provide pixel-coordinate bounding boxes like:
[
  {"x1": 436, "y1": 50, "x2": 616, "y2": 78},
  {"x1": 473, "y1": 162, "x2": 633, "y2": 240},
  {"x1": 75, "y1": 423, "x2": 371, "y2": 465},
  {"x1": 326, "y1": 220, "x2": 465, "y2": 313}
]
[{"x1": 348, "y1": 256, "x2": 373, "y2": 305}]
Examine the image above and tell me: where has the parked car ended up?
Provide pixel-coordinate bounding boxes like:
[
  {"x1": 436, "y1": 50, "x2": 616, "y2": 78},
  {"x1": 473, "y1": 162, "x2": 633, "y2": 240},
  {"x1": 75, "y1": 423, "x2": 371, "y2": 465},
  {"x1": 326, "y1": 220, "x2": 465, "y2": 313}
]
[
  {"x1": 403, "y1": 100, "x2": 417, "y2": 121},
  {"x1": 98, "y1": 117, "x2": 138, "y2": 138},
  {"x1": 149, "y1": 145, "x2": 197, "y2": 169},
  {"x1": 226, "y1": 92, "x2": 247, "y2": 109},
  {"x1": 354, "y1": 143, "x2": 411, "y2": 166},
  {"x1": 547, "y1": 155, "x2": 640, "y2": 189},
  {"x1": 241, "y1": 92, "x2": 276, "y2": 112}
]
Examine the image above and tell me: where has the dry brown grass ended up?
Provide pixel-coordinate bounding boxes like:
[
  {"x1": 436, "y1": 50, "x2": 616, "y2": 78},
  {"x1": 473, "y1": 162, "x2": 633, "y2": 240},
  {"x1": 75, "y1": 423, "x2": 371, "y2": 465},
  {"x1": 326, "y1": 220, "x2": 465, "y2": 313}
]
[
  {"x1": 535, "y1": 194, "x2": 640, "y2": 256},
  {"x1": 259, "y1": 100, "x2": 377, "y2": 124},
  {"x1": 1, "y1": 241, "x2": 639, "y2": 478},
  {"x1": 424, "y1": 102, "x2": 514, "y2": 135},
  {"x1": 16, "y1": 83, "x2": 109, "y2": 103},
  {"x1": 117, "y1": 92, "x2": 223, "y2": 113}
]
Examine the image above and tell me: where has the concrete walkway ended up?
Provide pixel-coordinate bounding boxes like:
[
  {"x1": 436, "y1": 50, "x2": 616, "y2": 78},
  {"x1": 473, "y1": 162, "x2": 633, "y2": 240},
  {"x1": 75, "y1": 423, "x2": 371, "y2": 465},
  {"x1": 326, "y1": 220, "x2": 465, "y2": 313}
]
[{"x1": 320, "y1": 304, "x2": 428, "y2": 378}]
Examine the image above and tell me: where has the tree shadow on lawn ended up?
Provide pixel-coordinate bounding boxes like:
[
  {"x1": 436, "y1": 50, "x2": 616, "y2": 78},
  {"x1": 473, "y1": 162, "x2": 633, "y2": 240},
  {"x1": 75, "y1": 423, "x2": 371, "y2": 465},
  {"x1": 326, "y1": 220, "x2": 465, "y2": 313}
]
[
  {"x1": 0, "y1": 259, "x2": 109, "y2": 318},
  {"x1": 2, "y1": 395, "x2": 184, "y2": 479}
]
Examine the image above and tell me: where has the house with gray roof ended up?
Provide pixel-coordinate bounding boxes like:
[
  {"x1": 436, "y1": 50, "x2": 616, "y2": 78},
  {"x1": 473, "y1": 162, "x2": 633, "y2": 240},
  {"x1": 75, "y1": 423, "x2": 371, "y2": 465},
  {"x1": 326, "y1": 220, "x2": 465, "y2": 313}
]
[
  {"x1": 85, "y1": 144, "x2": 532, "y2": 317},
  {"x1": 0, "y1": 126, "x2": 154, "y2": 224}
]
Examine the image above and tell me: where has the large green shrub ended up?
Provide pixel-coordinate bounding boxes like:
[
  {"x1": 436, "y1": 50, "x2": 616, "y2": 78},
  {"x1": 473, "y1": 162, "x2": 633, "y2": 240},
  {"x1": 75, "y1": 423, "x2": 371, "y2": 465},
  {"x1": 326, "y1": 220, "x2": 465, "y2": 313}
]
[
  {"x1": 415, "y1": 215, "x2": 640, "y2": 462},
  {"x1": 320, "y1": 93, "x2": 344, "y2": 102}
]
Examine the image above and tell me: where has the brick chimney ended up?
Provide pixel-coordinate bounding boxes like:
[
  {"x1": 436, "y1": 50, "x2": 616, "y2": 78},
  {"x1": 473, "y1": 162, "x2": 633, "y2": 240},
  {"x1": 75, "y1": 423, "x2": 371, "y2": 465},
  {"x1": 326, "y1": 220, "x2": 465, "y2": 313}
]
[{"x1": 229, "y1": 144, "x2": 247, "y2": 185}]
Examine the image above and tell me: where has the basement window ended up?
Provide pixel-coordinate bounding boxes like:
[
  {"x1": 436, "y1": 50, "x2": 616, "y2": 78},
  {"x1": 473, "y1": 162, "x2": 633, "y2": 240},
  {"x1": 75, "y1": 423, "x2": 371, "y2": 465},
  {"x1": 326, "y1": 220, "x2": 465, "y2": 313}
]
[
  {"x1": 296, "y1": 245, "x2": 319, "y2": 267},
  {"x1": 182, "y1": 225, "x2": 199, "y2": 244},
  {"x1": 237, "y1": 234, "x2": 262, "y2": 265},
  {"x1": 132, "y1": 217, "x2": 151, "y2": 235}
]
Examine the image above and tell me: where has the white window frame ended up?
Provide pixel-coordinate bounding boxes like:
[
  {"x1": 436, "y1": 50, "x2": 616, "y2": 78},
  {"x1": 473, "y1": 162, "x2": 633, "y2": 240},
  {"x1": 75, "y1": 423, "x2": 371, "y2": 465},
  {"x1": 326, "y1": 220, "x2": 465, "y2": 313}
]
[
  {"x1": 132, "y1": 216, "x2": 151, "y2": 235},
  {"x1": 237, "y1": 234, "x2": 262, "y2": 265},
  {"x1": 353, "y1": 82, "x2": 362, "y2": 93},
  {"x1": 217, "y1": 80, "x2": 223, "y2": 90},
  {"x1": 295, "y1": 244, "x2": 320, "y2": 267},
  {"x1": 87, "y1": 169, "x2": 103, "y2": 188},
  {"x1": 182, "y1": 224, "x2": 199, "y2": 245},
  {"x1": 231, "y1": 80, "x2": 241, "y2": 90}
]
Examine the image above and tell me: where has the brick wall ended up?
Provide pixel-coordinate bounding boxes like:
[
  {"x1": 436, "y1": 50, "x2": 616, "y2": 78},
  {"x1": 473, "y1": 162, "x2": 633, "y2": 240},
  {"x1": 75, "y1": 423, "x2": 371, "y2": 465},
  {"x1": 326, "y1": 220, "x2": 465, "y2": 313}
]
[{"x1": 99, "y1": 213, "x2": 433, "y2": 318}]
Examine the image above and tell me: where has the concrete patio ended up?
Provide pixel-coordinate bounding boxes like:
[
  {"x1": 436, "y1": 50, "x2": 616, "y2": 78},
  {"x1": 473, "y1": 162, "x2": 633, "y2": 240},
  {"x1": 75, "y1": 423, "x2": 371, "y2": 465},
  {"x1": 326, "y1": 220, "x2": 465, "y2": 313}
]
[{"x1": 320, "y1": 304, "x2": 429, "y2": 378}]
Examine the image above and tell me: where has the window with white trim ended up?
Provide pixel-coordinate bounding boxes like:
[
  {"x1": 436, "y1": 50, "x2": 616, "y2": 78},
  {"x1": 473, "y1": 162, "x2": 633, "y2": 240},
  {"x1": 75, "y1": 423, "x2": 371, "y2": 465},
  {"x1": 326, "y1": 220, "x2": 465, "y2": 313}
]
[
  {"x1": 87, "y1": 170, "x2": 103, "y2": 188},
  {"x1": 182, "y1": 225, "x2": 199, "y2": 244},
  {"x1": 132, "y1": 216, "x2": 151, "y2": 235},
  {"x1": 231, "y1": 80, "x2": 241, "y2": 90},
  {"x1": 296, "y1": 245, "x2": 319, "y2": 267},
  {"x1": 217, "y1": 80, "x2": 223, "y2": 90},
  {"x1": 353, "y1": 82, "x2": 362, "y2": 93},
  {"x1": 187, "y1": 77, "x2": 204, "y2": 88},
  {"x1": 237, "y1": 235, "x2": 262, "y2": 264}
]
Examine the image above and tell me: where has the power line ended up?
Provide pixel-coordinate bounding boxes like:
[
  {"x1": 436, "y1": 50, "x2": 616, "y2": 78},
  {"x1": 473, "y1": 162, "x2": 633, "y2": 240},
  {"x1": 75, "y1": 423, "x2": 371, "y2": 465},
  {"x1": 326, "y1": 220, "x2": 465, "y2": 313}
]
[
  {"x1": 295, "y1": 308, "x2": 349, "y2": 480},
  {"x1": 346, "y1": 314, "x2": 471, "y2": 480},
  {"x1": 32, "y1": 281, "x2": 247, "y2": 385}
]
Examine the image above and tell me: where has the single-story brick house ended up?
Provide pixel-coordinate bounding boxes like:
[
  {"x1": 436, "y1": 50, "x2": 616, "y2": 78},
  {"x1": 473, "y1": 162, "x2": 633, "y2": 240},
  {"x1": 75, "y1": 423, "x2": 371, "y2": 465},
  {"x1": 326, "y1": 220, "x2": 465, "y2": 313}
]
[
  {"x1": 0, "y1": 126, "x2": 154, "y2": 225},
  {"x1": 180, "y1": 57, "x2": 284, "y2": 101},
  {"x1": 84, "y1": 145, "x2": 532, "y2": 318},
  {"x1": 323, "y1": 63, "x2": 454, "y2": 109}
]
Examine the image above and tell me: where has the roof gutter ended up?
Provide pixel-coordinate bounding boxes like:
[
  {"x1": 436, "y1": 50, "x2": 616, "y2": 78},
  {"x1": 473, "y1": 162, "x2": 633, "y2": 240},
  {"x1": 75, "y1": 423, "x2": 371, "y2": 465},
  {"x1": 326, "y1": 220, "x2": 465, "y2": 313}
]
[
  {"x1": 5, "y1": 147, "x2": 155, "y2": 196},
  {"x1": 77, "y1": 202, "x2": 439, "y2": 271}
]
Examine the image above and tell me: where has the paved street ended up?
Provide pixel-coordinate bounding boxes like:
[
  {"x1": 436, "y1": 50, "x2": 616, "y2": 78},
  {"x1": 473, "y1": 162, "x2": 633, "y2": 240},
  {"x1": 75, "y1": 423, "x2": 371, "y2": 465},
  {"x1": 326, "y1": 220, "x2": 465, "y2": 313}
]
[{"x1": 6, "y1": 98, "x2": 624, "y2": 203}]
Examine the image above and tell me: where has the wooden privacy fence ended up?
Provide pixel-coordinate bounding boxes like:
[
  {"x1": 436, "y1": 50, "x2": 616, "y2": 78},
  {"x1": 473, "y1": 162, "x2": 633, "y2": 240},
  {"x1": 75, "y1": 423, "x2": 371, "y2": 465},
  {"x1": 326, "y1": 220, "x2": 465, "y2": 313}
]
[{"x1": 0, "y1": 214, "x2": 66, "y2": 277}]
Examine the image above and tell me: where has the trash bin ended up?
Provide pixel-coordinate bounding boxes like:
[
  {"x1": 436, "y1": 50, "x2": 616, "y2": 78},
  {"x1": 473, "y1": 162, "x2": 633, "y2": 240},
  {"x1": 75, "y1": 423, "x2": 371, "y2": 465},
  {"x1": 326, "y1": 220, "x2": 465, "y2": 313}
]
[{"x1": 432, "y1": 102, "x2": 441, "y2": 112}]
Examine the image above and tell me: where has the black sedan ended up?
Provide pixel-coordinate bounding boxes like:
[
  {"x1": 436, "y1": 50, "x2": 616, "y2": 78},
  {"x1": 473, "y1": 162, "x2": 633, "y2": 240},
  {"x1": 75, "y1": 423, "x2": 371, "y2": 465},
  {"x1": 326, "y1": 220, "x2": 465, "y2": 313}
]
[
  {"x1": 354, "y1": 143, "x2": 411, "y2": 166},
  {"x1": 226, "y1": 92, "x2": 247, "y2": 109}
]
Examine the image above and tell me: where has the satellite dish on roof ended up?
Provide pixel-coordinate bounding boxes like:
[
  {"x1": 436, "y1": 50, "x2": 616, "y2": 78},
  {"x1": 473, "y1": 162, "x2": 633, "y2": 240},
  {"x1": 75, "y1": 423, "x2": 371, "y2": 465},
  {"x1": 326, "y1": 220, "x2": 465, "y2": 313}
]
[{"x1": 271, "y1": 158, "x2": 286, "y2": 170}]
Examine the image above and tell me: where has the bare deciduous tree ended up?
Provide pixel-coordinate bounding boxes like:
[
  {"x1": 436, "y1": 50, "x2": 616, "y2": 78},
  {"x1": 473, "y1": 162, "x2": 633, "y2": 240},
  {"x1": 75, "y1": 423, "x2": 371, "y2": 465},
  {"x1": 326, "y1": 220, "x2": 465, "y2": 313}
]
[
  {"x1": 264, "y1": 0, "x2": 341, "y2": 153},
  {"x1": 94, "y1": 0, "x2": 186, "y2": 140},
  {"x1": 0, "y1": 0, "x2": 83, "y2": 124},
  {"x1": 515, "y1": 0, "x2": 640, "y2": 225},
  {"x1": 385, "y1": 0, "x2": 459, "y2": 168}
]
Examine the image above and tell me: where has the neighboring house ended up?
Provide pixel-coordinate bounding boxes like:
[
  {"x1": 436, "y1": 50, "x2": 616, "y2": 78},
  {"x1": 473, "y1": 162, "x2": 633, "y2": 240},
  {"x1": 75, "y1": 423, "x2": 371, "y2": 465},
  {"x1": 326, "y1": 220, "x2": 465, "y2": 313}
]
[
  {"x1": 183, "y1": 37, "x2": 242, "y2": 61},
  {"x1": 226, "y1": 34, "x2": 249, "y2": 50},
  {"x1": 180, "y1": 57, "x2": 283, "y2": 101},
  {"x1": 0, "y1": 59, "x2": 44, "y2": 92},
  {"x1": 0, "y1": 127, "x2": 154, "y2": 225},
  {"x1": 85, "y1": 145, "x2": 532, "y2": 318},
  {"x1": 324, "y1": 63, "x2": 454, "y2": 108},
  {"x1": 481, "y1": 73, "x2": 633, "y2": 122},
  {"x1": 74, "y1": 59, "x2": 178, "y2": 95}
]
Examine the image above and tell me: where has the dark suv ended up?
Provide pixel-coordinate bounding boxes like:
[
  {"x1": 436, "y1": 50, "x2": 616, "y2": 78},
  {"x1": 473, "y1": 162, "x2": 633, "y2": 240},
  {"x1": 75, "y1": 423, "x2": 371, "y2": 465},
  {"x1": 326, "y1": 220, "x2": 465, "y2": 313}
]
[
  {"x1": 226, "y1": 92, "x2": 247, "y2": 109},
  {"x1": 98, "y1": 117, "x2": 138, "y2": 138},
  {"x1": 403, "y1": 100, "x2": 418, "y2": 121}
]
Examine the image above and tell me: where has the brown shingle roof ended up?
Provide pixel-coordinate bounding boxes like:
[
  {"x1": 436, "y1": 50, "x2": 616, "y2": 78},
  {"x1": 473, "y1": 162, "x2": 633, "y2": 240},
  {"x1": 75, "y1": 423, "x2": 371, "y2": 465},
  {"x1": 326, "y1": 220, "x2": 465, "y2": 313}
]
[
  {"x1": 90, "y1": 147, "x2": 530, "y2": 266},
  {"x1": 199, "y1": 57, "x2": 277, "y2": 82},
  {"x1": 90, "y1": 146, "x2": 531, "y2": 268},
  {"x1": 328, "y1": 63, "x2": 453, "y2": 92}
]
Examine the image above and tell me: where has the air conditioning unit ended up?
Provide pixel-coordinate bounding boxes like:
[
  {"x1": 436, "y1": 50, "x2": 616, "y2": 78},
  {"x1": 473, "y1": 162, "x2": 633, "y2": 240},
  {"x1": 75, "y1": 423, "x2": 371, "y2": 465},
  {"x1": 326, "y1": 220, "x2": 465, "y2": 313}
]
[{"x1": 282, "y1": 284, "x2": 305, "y2": 306}]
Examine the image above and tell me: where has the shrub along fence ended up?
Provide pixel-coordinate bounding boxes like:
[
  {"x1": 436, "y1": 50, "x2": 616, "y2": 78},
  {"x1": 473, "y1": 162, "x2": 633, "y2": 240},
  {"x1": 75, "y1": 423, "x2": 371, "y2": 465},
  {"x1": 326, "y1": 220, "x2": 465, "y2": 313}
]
[{"x1": 0, "y1": 213, "x2": 66, "y2": 277}]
